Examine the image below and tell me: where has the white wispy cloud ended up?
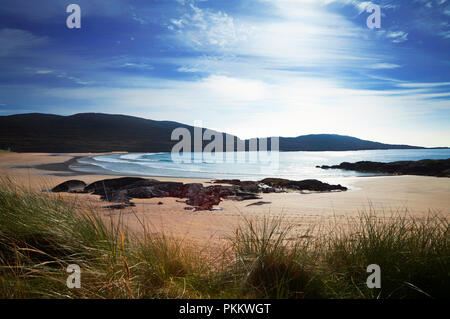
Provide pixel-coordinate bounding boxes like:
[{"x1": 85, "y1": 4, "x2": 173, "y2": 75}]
[
  {"x1": 326, "y1": 0, "x2": 449, "y2": 40},
  {"x1": 55, "y1": 73, "x2": 92, "y2": 85},
  {"x1": 169, "y1": 0, "x2": 389, "y2": 72},
  {"x1": 322, "y1": 0, "x2": 399, "y2": 12},
  {"x1": 0, "y1": 0, "x2": 448, "y2": 146},
  {"x1": 32, "y1": 68, "x2": 92, "y2": 85},
  {"x1": 169, "y1": 3, "x2": 252, "y2": 50},
  {"x1": 0, "y1": 28, "x2": 47, "y2": 57},
  {"x1": 385, "y1": 31, "x2": 409, "y2": 43},
  {"x1": 368, "y1": 63, "x2": 402, "y2": 69},
  {"x1": 396, "y1": 82, "x2": 450, "y2": 88},
  {"x1": 121, "y1": 62, "x2": 154, "y2": 70},
  {"x1": 177, "y1": 65, "x2": 203, "y2": 73},
  {"x1": 35, "y1": 70, "x2": 54, "y2": 74},
  {"x1": 38, "y1": 72, "x2": 450, "y2": 145}
]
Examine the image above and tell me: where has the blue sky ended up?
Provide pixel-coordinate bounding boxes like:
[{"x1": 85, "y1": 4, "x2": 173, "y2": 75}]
[{"x1": 0, "y1": 0, "x2": 449, "y2": 146}]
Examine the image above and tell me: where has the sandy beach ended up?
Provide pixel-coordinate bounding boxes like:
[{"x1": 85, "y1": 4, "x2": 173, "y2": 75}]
[{"x1": 1, "y1": 152, "x2": 449, "y2": 248}]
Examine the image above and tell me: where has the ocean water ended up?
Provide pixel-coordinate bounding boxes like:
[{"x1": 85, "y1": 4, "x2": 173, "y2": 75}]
[{"x1": 70, "y1": 149, "x2": 450, "y2": 182}]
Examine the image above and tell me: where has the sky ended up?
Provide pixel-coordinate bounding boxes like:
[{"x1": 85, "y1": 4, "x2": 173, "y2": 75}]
[{"x1": 0, "y1": 0, "x2": 449, "y2": 147}]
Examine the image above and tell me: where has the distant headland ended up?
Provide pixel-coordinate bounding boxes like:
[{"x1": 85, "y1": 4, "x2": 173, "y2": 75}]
[{"x1": 0, "y1": 113, "x2": 447, "y2": 153}]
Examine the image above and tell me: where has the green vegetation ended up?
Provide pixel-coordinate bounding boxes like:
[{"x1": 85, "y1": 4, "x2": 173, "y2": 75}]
[
  {"x1": 0, "y1": 113, "x2": 424, "y2": 152},
  {"x1": 324, "y1": 213, "x2": 449, "y2": 298},
  {"x1": 0, "y1": 179, "x2": 448, "y2": 299}
]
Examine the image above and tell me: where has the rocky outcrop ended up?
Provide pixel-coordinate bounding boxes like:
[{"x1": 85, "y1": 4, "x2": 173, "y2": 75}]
[
  {"x1": 84, "y1": 177, "x2": 148, "y2": 193},
  {"x1": 259, "y1": 178, "x2": 347, "y2": 192},
  {"x1": 317, "y1": 159, "x2": 450, "y2": 177},
  {"x1": 51, "y1": 180, "x2": 87, "y2": 193},
  {"x1": 214, "y1": 178, "x2": 348, "y2": 192},
  {"x1": 52, "y1": 176, "x2": 347, "y2": 211}
]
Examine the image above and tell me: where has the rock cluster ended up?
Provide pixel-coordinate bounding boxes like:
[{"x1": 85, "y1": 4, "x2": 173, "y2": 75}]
[
  {"x1": 317, "y1": 159, "x2": 450, "y2": 177},
  {"x1": 213, "y1": 178, "x2": 348, "y2": 192},
  {"x1": 52, "y1": 177, "x2": 347, "y2": 211},
  {"x1": 50, "y1": 180, "x2": 86, "y2": 193}
]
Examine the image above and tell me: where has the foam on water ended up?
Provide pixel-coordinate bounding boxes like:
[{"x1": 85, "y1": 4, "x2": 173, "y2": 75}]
[{"x1": 71, "y1": 149, "x2": 450, "y2": 181}]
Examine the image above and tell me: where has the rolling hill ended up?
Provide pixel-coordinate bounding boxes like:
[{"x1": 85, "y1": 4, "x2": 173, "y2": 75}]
[
  {"x1": 278, "y1": 134, "x2": 423, "y2": 151},
  {"x1": 0, "y1": 113, "x2": 427, "y2": 153}
]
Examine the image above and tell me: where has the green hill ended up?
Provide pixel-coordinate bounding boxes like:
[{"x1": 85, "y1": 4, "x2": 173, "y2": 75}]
[{"x1": 0, "y1": 113, "x2": 427, "y2": 152}]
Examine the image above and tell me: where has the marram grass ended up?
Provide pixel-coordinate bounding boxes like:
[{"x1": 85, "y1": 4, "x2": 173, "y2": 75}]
[{"x1": 0, "y1": 178, "x2": 448, "y2": 299}]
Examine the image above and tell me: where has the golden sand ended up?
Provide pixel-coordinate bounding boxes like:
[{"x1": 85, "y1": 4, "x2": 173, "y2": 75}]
[{"x1": 1, "y1": 152, "x2": 449, "y2": 248}]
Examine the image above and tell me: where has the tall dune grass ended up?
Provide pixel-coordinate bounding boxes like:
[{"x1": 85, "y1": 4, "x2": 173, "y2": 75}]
[
  {"x1": 0, "y1": 178, "x2": 448, "y2": 299},
  {"x1": 324, "y1": 212, "x2": 449, "y2": 298},
  {"x1": 228, "y1": 217, "x2": 324, "y2": 298}
]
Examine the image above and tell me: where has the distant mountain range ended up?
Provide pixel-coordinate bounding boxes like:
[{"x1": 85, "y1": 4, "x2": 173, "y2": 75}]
[{"x1": 0, "y1": 113, "x2": 441, "y2": 153}]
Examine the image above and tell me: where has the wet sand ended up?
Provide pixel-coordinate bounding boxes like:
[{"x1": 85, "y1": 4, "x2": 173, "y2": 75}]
[{"x1": 1, "y1": 152, "x2": 449, "y2": 248}]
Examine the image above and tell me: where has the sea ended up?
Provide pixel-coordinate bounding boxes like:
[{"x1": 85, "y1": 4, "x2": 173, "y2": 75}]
[{"x1": 69, "y1": 149, "x2": 450, "y2": 183}]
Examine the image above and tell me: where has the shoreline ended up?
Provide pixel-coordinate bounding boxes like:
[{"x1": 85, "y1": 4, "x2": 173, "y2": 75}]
[
  {"x1": 24, "y1": 156, "x2": 87, "y2": 176},
  {"x1": 14, "y1": 153, "x2": 216, "y2": 180},
  {"x1": 1, "y1": 152, "x2": 449, "y2": 247},
  {"x1": 17, "y1": 151, "x2": 445, "y2": 181}
]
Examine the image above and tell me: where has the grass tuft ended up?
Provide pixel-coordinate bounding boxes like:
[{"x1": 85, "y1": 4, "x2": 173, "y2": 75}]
[
  {"x1": 324, "y1": 211, "x2": 449, "y2": 298},
  {"x1": 0, "y1": 178, "x2": 448, "y2": 299},
  {"x1": 229, "y1": 217, "x2": 324, "y2": 298}
]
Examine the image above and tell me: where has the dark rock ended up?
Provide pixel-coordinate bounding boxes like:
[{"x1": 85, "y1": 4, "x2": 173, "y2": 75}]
[
  {"x1": 102, "y1": 189, "x2": 130, "y2": 203},
  {"x1": 182, "y1": 183, "x2": 204, "y2": 198},
  {"x1": 239, "y1": 183, "x2": 260, "y2": 193},
  {"x1": 104, "y1": 203, "x2": 135, "y2": 210},
  {"x1": 259, "y1": 178, "x2": 290, "y2": 187},
  {"x1": 230, "y1": 192, "x2": 262, "y2": 201},
  {"x1": 213, "y1": 179, "x2": 242, "y2": 186},
  {"x1": 53, "y1": 175, "x2": 349, "y2": 211},
  {"x1": 204, "y1": 185, "x2": 238, "y2": 197},
  {"x1": 122, "y1": 179, "x2": 163, "y2": 189},
  {"x1": 261, "y1": 178, "x2": 347, "y2": 192},
  {"x1": 288, "y1": 179, "x2": 347, "y2": 192},
  {"x1": 213, "y1": 179, "x2": 260, "y2": 193},
  {"x1": 85, "y1": 177, "x2": 146, "y2": 193},
  {"x1": 214, "y1": 178, "x2": 346, "y2": 193},
  {"x1": 246, "y1": 201, "x2": 272, "y2": 207},
  {"x1": 127, "y1": 186, "x2": 165, "y2": 198},
  {"x1": 261, "y1": 186, "x2": 281, "y2": 193},
  {"x1": 186, "y1": 185, "x2": 241, "y2": 210},
  {"x1": 317, "y1": 159, "x2": 450, "y2": 177},
  {"x1": 186, "y1": 190, "x2": 221, "y2": 210},
  {"x1": 443, "y1": 169, "x2": 450, "y2": 177},
  {"x1": 157, "y1": 201, "x2": 164, "y2": 205},
  {"x1": 126, "y1": 182, "x2": 185, "y2": 199},
  {"x1": 155, "y1": 182, "x2": 185, "y2": 197},
  {"x1": 51, "y1": 180, "x2": 87, "y2": 193}
]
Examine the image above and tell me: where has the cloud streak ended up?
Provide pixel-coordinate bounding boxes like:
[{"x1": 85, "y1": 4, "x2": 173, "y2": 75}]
[{"x1": 0, "y1": 0, "x2": 448, "y2": 146}]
